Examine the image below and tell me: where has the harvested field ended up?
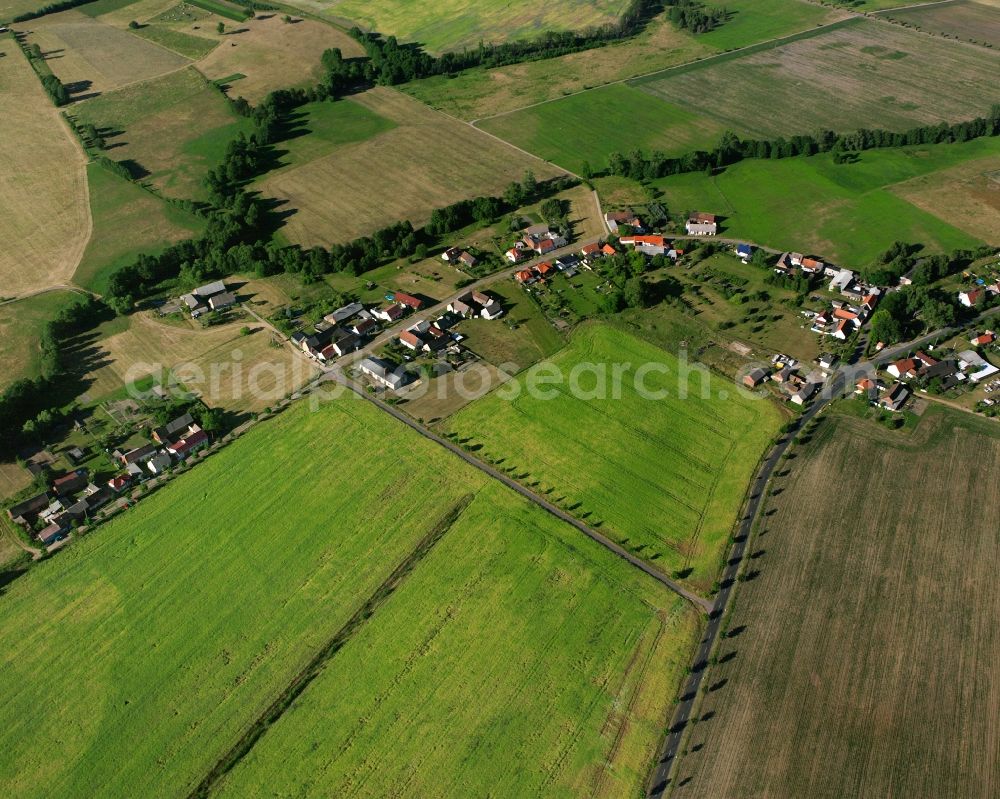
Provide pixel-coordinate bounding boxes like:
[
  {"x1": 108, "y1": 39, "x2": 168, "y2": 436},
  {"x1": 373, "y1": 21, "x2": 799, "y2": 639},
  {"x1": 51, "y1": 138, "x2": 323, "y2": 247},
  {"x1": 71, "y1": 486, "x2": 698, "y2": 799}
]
[
  {"x1": 634, "y1": 18, "x2": 1000, "y2": 139},
  {"x1": 673, "y1": 408, "x2": 1000, "y2": 799},
  {"x1": 400, "y1": 361, "x2": 513, "y2": 423},
  {"x1": 195, "y1": 14, "x2": 364, "y2": 102},
  {"x1": 72, "y1": 65, "x2": 252, "y2": 200},
  {"x1": 215, "y1": 479, "x2": 700, "y2": 799},
  {"x1": 890, "y1": 151, "x2": 1000, "y2": 243},
  {"x1": 0, "y1": 36, "x2": 90, "y2": 297},
  {"x1": 91, "y1": 0, "x2": 181, "y2": 26},
  {"x1": 290, "y1": 0, "x2": 622, "y2": 54},
  {"x1": 0, "y1": 396, "x2": 700, "y2": 799},
  {"x1": 88, "y1": 310, "x2": 312, "y2": 410},
  {"x1": 882, "y1": 0, "x2": 1000, "y2": 47},
  {"x1": 404, "y1": 0, "x2": 847, "y2": 120},
  {"x1": 258, "y1": 87, "x2": 563, "y2": 248},
  {"x1": 22, "y1": 9, "x2": 191, "y2": 97},
  {"x1": 0, "y1": 462, "x2": 33, "y2": 503},
  {"x1": 73, "y1": 161, "x2": 204, "y2": 294},
  {"x1": 650, "y1": 137, "x2": 996, "y2": 266},
  {"x1": 479, "y1": 82, "x2": 729, "y2": 174},
  {"x1": 447, "y1": 324, "x2": 784, "y2": 592}
]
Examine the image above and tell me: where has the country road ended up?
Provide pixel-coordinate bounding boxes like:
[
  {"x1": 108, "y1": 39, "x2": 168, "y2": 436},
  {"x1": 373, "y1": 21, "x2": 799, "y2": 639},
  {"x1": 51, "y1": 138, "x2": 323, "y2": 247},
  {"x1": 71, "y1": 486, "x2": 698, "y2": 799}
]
[{"x1": 645, "y1": 305, "x2": 1000, "y2": 796}]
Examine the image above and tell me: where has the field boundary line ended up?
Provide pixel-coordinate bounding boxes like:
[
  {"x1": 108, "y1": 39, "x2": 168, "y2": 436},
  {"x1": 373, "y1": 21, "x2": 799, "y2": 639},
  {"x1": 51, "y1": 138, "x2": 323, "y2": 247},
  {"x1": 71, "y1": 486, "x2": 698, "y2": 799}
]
[
  {"x1": 328, "y1": 372, "x2": 713, "y2": 612},
  {"x1": 469, "y1": 17, "x2": 863, "y2": 125},
  {"x1": 186, "y1": 492, "x2": 477, "y2": 798}
]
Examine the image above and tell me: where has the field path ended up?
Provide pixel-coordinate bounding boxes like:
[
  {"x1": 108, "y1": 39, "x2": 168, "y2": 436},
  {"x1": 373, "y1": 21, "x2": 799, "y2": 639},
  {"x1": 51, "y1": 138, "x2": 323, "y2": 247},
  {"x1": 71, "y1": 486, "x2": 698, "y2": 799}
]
[
  {"x1": 324, "y1": 371, "x2": 714, "y2": 612},
  {"x1": 54, "y1": 107, "x2": 93, "y2": 290}
]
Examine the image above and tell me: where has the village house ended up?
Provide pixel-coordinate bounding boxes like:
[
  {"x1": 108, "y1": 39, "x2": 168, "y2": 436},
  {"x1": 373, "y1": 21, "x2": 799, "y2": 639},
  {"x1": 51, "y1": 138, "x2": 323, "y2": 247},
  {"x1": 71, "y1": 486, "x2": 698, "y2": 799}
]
[
  {"x1": 351, "y1": 318, "x2": 377, "y2": 337},
  {"x1": 167, "y1": 425, "x2": 208, "y2": 459},
  {"x1": 799, "y1": 256, "x2": 824, "y2": 274},
  {"x1": 180, "y1": 280, "x2": 228, "y2": 317},
  {"x1": 515, "y1": 268, "x2": 536, "y2": 284},
  {"x1": 880, "y1": 382, "x2": 910, "y2": 411},
  {"x1": 7, "y1": 493, "x2": 50, "y2": 524},
  {"x1": 52, "y1": 469, "x2": 88, "y2": 497},
  {"x1": 791, "y1": 382, "x2": 817, "y2": 406},
  {"x1": 887, "y1": 358, "x2": 920, "y2": 380},
  {"x1": 448, "y1": 296, "x2": 475, "y2": 318},
  {"x1": 208, "y1": 291, "x2": 236, "y2": 312},
  {"x1": 828, "y1": 269, "x2": 855, "y2": 294},
  {"x1": 373, "y1": 303, "x2": 408, "y2": 323},
  {"x1": 505, "y1": 246, "x2": 530, "y2": 263},
  {"x1": 146, "y1": 453, "x2": 172, "y2": 475},
  {"x1": 442, "y1": 246, "x2": 461, "y2": 262},
  {"x1": 604, "y1": 209, "x2": 642, "y2": 232},
  {"x1": 521, "y1": 225, "x2": 568, "y2": 255},
  {"x1": 958, "y1": 288, "x2": 984, "y2": 308},
  {"x1": 536, "y1": 261, "x2": 556, "y2": 279},
  {"x1": 459, "y1": 251, "x2": 477, "y2": 268},
  {"x1": 743, "y1": 367, "x2": 769, "y2": 388},
  {"x1": 685, "y1": 212, "x2": 717, "y2": 236},
  {"x1": 958, "y1": 350, "x2": 1000, "y2": 382},
  {"x1": 360, "y1": 357, "x2": 406, "y2": 390},
  {"x1": 736, "y1": 243, "x2": 753, "y2": 263},
  {"x1": 971, "y1": 330, "x2": 996, "y2": 347},
  {"x1": 323, "y1": 302, "x2": 364, "y2": 326},
  {"x1": 399, "y1": 330, "x2": 424, "y2": 351},
  {"x1": 855, "y1": 377, "x2": 880, "y2": 403},
  {"x1": 393, "y1": 292, "x2": 423, "y2": 311},
  {"x1": 472, "y1": 291, "x2": 503, "y2": 319},
  {"x1": 117, "y1": 442, "x2": 157, "y2": 466},
  {"x1": 620, "y1": 234, "x2": 669, "y2": 256},
  {"x1": 152, "y1": 412, "x2": 195, "y2": 444},
  {"x1": 108, "y1": 474, "x2": 132, "y2": 493}
]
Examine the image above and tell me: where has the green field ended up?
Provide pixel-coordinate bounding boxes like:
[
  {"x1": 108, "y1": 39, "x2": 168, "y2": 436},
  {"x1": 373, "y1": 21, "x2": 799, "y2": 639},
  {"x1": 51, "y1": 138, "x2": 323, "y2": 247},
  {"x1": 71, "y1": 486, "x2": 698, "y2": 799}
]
[
  {"x1": 0, "y1": 291, "x2": 82, "y2": 391},
  {"x1": 73, "y1": 66, "x2": 253, "y2": 200},
  {"x1": 296, "y1": 0, "x2": 622, "y2": 53},
  {"x1": 447, "y1": 324, "x2": 784, "y2": 591},
  {"x1": 651, "y1": 137, "x2": 996, "y2": 266},
  {"x1": 0, "y1": 395, "x2": 699, "y2": 797},
  {"x1": 478, "y1": 83, "x2": 728, "y2": 175},
  {"x1": 132, "y1": 23, "x2": 218, "y2": 58},
  {"x1": 214, "y1": 479, "x2": 699, "y2": 798},
  {"x1": 633, "y1": 17, "x2": 1000, "y2": 140},
  {"x1": 73, "y1": 162, "x2": 205, "y2": 294}
]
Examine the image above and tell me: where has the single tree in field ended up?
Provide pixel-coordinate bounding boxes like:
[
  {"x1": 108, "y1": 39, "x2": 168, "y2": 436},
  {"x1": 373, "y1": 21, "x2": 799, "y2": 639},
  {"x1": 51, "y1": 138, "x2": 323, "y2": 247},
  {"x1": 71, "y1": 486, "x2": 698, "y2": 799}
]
[
  {"x1": 282, "y1": 14, "x2": 292, "y2": 23},
  {"x1": 128, "y1": 20, "x2": 140, "y2": 29},
  {"x1": 217, "y1": 21, "x2": 225, "y2": 35}
]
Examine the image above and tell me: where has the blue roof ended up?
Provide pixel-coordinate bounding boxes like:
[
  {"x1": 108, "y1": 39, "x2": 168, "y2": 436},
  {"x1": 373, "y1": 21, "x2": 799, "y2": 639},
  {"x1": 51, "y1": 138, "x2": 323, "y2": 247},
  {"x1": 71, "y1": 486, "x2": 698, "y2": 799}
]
[{"x1": 737, "y1": 243, "x2": 752, "y2": 255}]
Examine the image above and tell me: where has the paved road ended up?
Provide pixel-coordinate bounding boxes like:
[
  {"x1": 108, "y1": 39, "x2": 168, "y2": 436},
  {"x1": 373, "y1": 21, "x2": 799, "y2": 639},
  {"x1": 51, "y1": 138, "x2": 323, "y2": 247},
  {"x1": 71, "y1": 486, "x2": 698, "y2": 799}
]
[
  {"x1": 645, "y1": 305, "x2": 1000, "y2": 796},
  {"x1": 323, "y1": 371, "x2": 714, "y2": 611}
]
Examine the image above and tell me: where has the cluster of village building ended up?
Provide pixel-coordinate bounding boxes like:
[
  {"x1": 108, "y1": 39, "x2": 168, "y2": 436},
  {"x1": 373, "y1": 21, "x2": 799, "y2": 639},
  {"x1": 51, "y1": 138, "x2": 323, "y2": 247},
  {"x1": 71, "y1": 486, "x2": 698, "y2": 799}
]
[
  {"x1": 505, "y1": 224, "x2": 568, "y2": 263},
  {"x1": 742, "y1": 352, "x2": 836, "y2": 407},
  {"x1": 7, "y1": 412, "x2": 208, "y2": 546}
]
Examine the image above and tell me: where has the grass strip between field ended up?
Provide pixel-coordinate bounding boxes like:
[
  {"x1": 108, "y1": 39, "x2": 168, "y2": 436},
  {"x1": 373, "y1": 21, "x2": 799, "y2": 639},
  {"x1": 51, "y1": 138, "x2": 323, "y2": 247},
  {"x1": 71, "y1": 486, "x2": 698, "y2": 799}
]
[{"x1": 188, "y1": 492, "x2": 476, "y2": 799}]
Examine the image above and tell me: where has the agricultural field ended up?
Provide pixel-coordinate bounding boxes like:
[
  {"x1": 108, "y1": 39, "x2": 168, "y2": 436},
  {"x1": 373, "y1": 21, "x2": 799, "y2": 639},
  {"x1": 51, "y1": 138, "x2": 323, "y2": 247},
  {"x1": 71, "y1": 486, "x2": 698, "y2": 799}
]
[
  {"x1": 0, "y1": 34, "x2": 90, "y2": 298},
  {"x1": 0, "y1": 395, "x2": 700, "y2": 799},
  {"x1": 405, "y1": 0, "x2": 847, "y2": 120},
  {"x1": 634, "y1": 18, "x2": 1000, "y2": 140},
  {"x1": 258, "y1": 87, "x2": 562, "y2": 248},
  {"x1": 289, "y1": 0, "x2": 623, "y2": 54},
  {"x1": 0, "y1": 291, "x2": 83, "y2": 391},
  {"x1": 881, "y1": 0, "x2": 1000, "y2": 49},
  {"x1": 447, "y1": 324, "x2": 784, "y2": 591},
  {"x1": 21, "y1": 9, "x2": 191, "y2": 98},
  {"x1": 673, "y1": 408, "x2": 1000, "y2": 799},
  {"x1": 72, "y1": 65, "x2": 253, "y2": 200},
  {"x1": 86, "y1": 309, "x2": 313, "y2": 411},
  {"x1": 650, "y1": 137, "x2": 999, "y2": 266},
  {"x1": 73, "y1": 161, "x2": 205, "y2": 294},
  {"x1": 214, "y1": 478, "x2": 700, "y2": 799},
  {"x1": 479, "y1": 83, "x2": 729, "y2": 175}
]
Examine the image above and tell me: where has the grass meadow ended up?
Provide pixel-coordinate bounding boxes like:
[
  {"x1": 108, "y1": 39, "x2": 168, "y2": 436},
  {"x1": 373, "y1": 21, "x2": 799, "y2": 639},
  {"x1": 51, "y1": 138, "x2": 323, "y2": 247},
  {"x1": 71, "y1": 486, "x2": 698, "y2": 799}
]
[
  {"x1": 258, "y1": 87, "x2": 562, "y2": 247},
  {"x1": 633, "y1": 18, "x2": 1000, "y2": 140},
  {"x1": 25, "y1": 9, "x2": 191, "y2": 97},
  {"x1": 292, "y1": 0, "x2": 623, "y2": 53},
  {"x1": 880, "y1": 0, "x2": 1000, "y2": 48},
  {"x1": 73, "y1": 66, "x2": 253, "y2": 200},
  {"x1": 673, "y1": 407, "x2": 1000, "y2": 798},
  {"x1": 215, "y1": 480, "x2": 701, "y2": 799},
  {"x1": 478, "y1": 82, "x2": 729, "y2": 175},
  {"x1": 0, "y1": 291, "x2": 83, "y2": 391},
  {"x1": 0, "y1": 396, "x2": 700, "y2": 798},
  {"x1": 74, "y1": 161, "x2": 205, "y2": 294},
  {"x1": 650, "y1": 138, "x2": 999, "y2": 266},
  {"x1": 0, "y1": 34, "x2": 90, "y2": 297},
  {"x1": 404, "y1": 0, "x2": 846, "y2": 120},
  {"x1": 447, "y1": 324, "x2": 784, "y2": 592}
]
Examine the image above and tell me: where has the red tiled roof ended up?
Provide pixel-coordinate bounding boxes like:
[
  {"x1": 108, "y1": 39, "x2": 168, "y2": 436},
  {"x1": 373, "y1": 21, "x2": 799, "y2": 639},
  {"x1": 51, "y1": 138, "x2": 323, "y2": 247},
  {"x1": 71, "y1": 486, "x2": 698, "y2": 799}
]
[{"x1": 394, "y1": 292, "x2": 422, "y2": 309}]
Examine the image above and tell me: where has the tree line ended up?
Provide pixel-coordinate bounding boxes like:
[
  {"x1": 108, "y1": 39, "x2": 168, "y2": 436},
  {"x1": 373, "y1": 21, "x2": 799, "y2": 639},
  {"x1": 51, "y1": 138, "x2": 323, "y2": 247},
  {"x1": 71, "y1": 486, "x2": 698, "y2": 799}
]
[
  {"x1": 600, "y1": 107, "x2": 1000, "y2": 181},
  {"x1": 15, "y1": 39, "x2": 69, "y2": 105},
  {"x1": 0, "y1": 296, "x2": 109, "y2": 458},
  {"x1": 667, "y1": 0, "x2": 729, "y2": 35}
]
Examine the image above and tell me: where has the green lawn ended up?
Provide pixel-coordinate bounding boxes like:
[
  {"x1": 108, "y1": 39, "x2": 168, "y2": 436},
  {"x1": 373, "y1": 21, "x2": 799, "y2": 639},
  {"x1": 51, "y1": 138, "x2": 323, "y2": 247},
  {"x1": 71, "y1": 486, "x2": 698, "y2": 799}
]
[
  {"x1": 0, "y1": 394, "x2": 699, "y2": 798},
  {"x1": 268, "y1": 97, "x2": 398, "y2": 175},
  {"x1": 447, "y1": 324, "x2": 784, "y2": 592},
  {"x1": 74, "y1": 161, "x2": 204, "y2": 294},
  {"x1": 132, "y1": 24, "x2": 218, "y2": 59},
  {"x1": 651, "y1": 139, "x2": 996, "y2": 266},
  {"x1": 478, "y1": 83, "x2": 729, "y2": 175},
  {"x1": 214, "y1": 480, "x2": 700, "y2": 799},
  {"x1": 0, "y1": 291, "x2": 82, "y2": 391}
]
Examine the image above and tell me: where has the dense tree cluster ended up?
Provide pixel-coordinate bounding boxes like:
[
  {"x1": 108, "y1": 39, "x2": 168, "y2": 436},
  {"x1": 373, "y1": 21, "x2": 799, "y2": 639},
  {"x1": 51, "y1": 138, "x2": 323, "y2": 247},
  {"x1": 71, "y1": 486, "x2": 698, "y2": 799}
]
[
  {"x1": 605, "y1": 107, "x2": 1000, "y2": 181},
  {"x1": 666, "y1": 0, "x2": 729, "y2": 34},
  {"x1": 11, "y1": 0, "x2": 92, "y2": 22}
]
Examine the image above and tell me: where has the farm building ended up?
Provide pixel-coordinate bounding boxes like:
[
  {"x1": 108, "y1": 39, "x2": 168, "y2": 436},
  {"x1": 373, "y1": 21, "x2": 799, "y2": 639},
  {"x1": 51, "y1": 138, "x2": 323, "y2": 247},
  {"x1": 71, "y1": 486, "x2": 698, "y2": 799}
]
[
  {"x1": 743, "y1": 368, "x2": 769, "y2": 388},
  {"x1": 360, "y1": 357, "x2": 406, "y2": 390}
]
